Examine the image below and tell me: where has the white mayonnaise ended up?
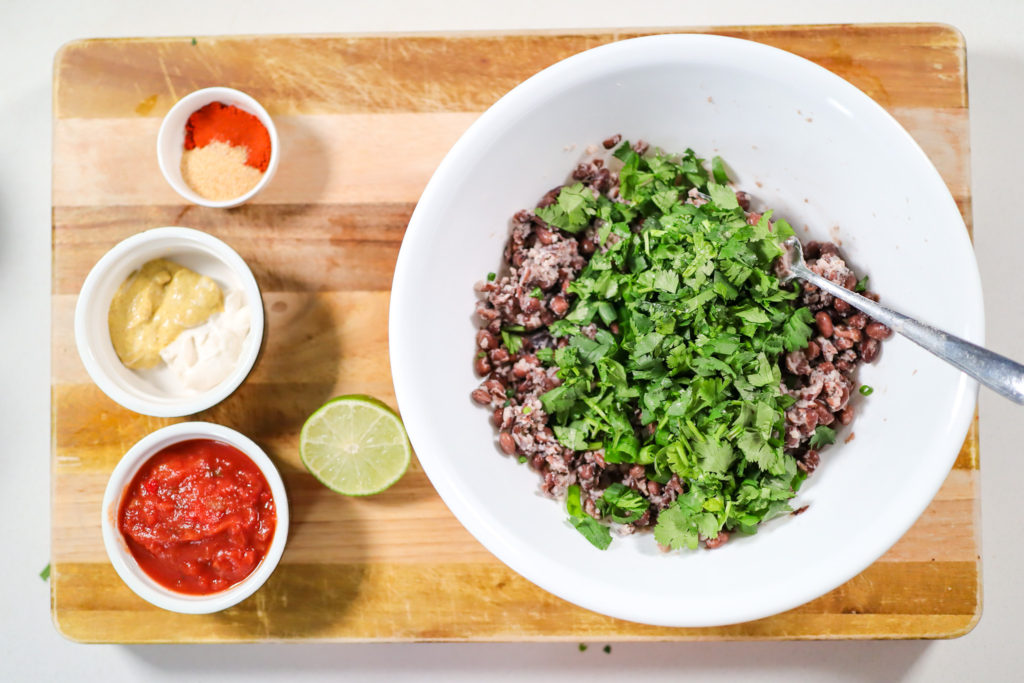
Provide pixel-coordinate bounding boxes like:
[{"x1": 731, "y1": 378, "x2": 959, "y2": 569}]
[{"x1": 159, "y1": 290, "x2": 251, "y2": 392}]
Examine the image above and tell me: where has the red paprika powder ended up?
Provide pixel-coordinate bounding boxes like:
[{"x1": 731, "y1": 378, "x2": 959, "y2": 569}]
[{"x1": 184, "y1": 102, "x2": 271, "y2": 172}]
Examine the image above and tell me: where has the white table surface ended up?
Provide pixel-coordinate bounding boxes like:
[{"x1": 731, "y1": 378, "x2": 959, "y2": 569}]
[{"x1": 4, "y1": 1, "x2": 1023, "y2": 680}]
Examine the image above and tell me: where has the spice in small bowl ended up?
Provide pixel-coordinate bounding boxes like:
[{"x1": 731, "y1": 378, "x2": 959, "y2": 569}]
[
  {"x1": 157, "y1": 87, "x2": 279, "y2": 208},
  {"x1": 181, "y1": 102, "x2": 271, "y2": 200}
]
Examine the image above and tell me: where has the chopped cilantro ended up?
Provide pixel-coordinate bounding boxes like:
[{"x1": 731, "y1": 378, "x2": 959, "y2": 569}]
[
  {"x1": 530, "y1": 287, "x2": 544, "y2": 298},
  {"x1": 578, "y1": 643, "x2": 588, "y2": 652},
  {"x1": 501, "y1": 329, "x2": 524, "y2": 355},
  {"x1": 570, "y1": 515, "x2": 613, "y2": 549},
  {"x1": 535, "y1": 182, "x2": 598, "y2": 233},
  {"x1": 518, "y1": 455, "x2": 528, "y2": 463},
  {"x1": 859, "y1": 384, "x2": 874, "y2": 396},
  {"x1": 783, "y1": 307, "x2": 816, "y2": 352},
  {"x1": 597, "y1": 483, "x2": 648, "y2": 523},
  {"x1": 809, "y1": 425, "x2": 837, "y2": 449},
  {"x1": 522, "y1": 405, "x2": 532, "y2": 415},
  {"x1": 711, "y1": 155, "x2": 730, "y2": 185},
  {"x1": 854, "y1": 275, "x2": 869, "y2": 292},
  {"x1": 487, "y1": 272, "x2": 497, "y2": 282},
  {"x1": 706, "y1": 181, "x2": 739, "y2": 210},
  {"x1": 534, "y1": 147, "x2": 809, "y2": 551},
  {"x1": 603, "y1": 645, "x2": 612, "y2": 654},
  {"x1": 40, "y1": 563, "x2": 50, "y2": 581},
  {"x1": 654, "y1": 490, "x2": 721, "y2": 551},
  {"x1": 566, "y1": 484, "x2": 612, "y2": 548}
]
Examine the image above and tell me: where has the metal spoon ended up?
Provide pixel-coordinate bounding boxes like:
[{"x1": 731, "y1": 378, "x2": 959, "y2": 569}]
[{"x1": 780, "y1": 236, "x2": 1024, "y2": 404}]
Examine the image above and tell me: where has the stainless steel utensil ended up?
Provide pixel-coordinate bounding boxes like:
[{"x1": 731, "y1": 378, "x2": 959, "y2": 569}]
[{"x1": 780, "y1": 236, "x2": 1024, "y2": 404}]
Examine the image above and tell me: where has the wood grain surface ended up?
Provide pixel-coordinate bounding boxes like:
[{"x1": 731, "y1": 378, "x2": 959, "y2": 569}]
[{"x1": 51, "y1": 24, "x2": 980, "y2": 642}]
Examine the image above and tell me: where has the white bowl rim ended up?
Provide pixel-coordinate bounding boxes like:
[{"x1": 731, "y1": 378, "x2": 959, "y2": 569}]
[
  {"x1": 73, "y1": 226, "x2": 265, "y2": 417},
  {"x1": 389, "y1": 33, "x2": 983, "y2": 627},
  {"x1": 156, "y1": 86, "x2": 280, "y2": 208},
  {"x1": 100, "y1": 422, "x2": 289, "y2": 614}
]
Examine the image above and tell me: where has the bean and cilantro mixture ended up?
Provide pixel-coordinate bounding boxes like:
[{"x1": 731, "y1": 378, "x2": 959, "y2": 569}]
[{"x1": 471, "y1": 138, "x2": 890, "y2": 551}]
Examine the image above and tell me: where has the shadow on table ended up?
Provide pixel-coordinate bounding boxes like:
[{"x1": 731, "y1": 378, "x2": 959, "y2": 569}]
[{"x1": 124, "y1": 640, "x2": 932, "y2": 680}]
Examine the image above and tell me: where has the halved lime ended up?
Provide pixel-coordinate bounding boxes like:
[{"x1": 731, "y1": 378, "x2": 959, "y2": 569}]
[{"x1": 299, "y1": 395, "x2": 412, "y2": 496}]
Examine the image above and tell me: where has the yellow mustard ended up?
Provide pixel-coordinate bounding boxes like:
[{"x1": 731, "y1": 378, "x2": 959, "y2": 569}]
[{"x1": 108, "y1": 258, "x2": 223, "y2": 369}]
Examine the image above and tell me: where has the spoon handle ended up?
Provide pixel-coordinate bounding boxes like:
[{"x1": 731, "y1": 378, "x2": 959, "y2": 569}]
[{"x1": 792, "y1": 263, "x2": 1024, "y2": 404}]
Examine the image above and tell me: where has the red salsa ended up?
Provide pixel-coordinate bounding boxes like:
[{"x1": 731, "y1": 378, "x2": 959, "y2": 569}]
[{"x1": 118, "y1": 438, "x2": 276, "y2": 595}]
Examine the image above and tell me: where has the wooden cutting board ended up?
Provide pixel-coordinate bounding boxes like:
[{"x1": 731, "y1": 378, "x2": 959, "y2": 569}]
[{"x1": 51, "y1": 24, "x2": 980, "y2": 642}]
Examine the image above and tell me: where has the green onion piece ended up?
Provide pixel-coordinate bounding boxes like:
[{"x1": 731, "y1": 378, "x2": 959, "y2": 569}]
[
  {"x1": 859, "y1": 384, "x2": 874, "y2": 396},
  {"x1": 487, "y1": 272, "x2": 497, "y2": 281}
]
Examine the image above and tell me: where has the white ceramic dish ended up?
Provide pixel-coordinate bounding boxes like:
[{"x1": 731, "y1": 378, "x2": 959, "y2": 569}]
[
  {"x1": 100, "y1": 422, "x2": 288, "y2": 614},
  {"x1": 74, "y1": 226, "x2": 264, "y2": 417},
  {"x1": 389, "y1": 34, "x2": 983, "y2": 627},
  {"x1": 157, "y1": 86, "x2": 279, "y2": 208}
]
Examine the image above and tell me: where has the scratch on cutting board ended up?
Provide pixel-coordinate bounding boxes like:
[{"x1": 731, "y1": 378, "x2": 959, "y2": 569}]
[
  {"x1": 254, "y1": 591, "x2": 270, "y2": 637},
  {"x1": 157, "y1": 52, "x2": 179, "y2": 101}
]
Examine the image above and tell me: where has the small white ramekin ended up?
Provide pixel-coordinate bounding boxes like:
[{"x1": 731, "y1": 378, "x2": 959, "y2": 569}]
[
  {"x1": 101, "y1": 422, "x2": 289, "y2": 614},
  {"x1": 157, "y1": 86, "x2": 280, "y2": 208},
  {"x1": 74, "y1": 226, "x2": 264, "y2": 417}
]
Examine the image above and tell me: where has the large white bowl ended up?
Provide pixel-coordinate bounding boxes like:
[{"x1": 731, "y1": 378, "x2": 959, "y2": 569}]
[{"x1": 389, "y1": 34, "x2": 982, "y2": 627}]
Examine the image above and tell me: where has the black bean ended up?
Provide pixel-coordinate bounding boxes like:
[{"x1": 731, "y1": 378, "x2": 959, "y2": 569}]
[{"x1": 602, "y1": 134, "x2": 622, "y2": 149}]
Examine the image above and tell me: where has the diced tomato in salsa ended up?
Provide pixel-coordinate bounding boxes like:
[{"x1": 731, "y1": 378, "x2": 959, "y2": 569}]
[{"x1": 118, "y1": 439, "x2": 276, "y2": 595}]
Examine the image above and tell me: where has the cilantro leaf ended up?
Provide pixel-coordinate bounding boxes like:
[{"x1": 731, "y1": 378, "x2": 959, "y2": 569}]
[
  {"x1": 707, "y1": 182, "x2": 739, "y2": 210},
  {"x1": 501, "y1": 329, "x2": 524, "y2": 354},
  {"x1": 783, "y1": 307, "x2": 816, "y2": 352},
  {"x1": 535, "y1": 183, "x2": 597, "y2": 233},
  {"x1": 539, "y1": 385, "x2": 577, "y2": 414},
  {"x1": 554, "y1": 423, "x2": 590, "y2": 451},
  {"x1": 694, "y1": 439, "x2": 735, "y2": 474},
  {"x1": 570, "y1": 515, "x2": 613, "y2": 549},
  {"x1": 809, "y1": 425, "x2": 837, "y2": 449},
  {"x1": 597, "y1": 483, "x2": 649, "y2": 523},
  {"x1": 654, "y1": 503, "x2": 698, "y2": 551},
  {"x1": 711, "y1": 156, "x2": 730, "y2": 185},
  {"x1": 654, "y1": 492, "x2": 721, "y2": 551}
]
